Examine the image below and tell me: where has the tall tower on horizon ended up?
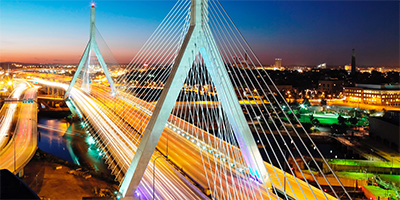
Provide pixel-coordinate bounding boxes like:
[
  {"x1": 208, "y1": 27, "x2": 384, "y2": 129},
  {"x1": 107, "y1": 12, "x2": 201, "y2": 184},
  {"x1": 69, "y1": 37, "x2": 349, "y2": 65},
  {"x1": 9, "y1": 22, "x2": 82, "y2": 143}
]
[
  {"x1": 275, "y1": 58, "x2": 282, "y2": 69},
  {"x1": 64, "y1": 3, "x2": 117, "y2": 99},
  {"x1": 351, "y1": 49, "x2": 356, "y2": 74}
]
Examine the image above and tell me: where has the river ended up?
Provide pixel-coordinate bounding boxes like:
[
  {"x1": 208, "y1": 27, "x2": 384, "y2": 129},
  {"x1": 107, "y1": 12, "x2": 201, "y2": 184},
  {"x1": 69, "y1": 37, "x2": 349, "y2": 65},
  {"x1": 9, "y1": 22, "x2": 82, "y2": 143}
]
[{"x1": 37, "y1": 112, "x2": 110, "y2": 174}]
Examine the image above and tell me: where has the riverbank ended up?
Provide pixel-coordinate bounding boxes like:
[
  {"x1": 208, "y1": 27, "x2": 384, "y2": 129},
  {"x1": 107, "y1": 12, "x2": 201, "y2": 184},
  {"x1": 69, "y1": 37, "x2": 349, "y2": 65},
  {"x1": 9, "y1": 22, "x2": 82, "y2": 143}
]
[{"x1": 21, "y1": 149, "x2": 118, "y2": 199}]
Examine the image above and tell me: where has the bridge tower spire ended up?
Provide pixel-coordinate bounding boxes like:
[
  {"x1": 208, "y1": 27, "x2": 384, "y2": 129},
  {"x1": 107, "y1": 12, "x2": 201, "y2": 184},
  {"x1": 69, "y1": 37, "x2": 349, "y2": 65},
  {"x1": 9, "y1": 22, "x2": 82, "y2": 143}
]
[
  {"x1": 64, "y1": 3, "x2": 117, "y2": 99},
  {"x1": 119, "y1": 0, "x2": 270, "y2": 198}
]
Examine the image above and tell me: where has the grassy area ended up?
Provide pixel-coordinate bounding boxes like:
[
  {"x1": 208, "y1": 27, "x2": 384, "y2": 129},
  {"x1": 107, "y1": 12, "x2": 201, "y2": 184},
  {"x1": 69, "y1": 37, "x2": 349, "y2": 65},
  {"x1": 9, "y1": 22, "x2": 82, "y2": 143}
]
[
  {"x1": 335, "y1": 172, "x2": 373, "y2": 180},
  {"x1": 296, "y1": 112, "x2": 351, "y2": 125},
  {"x1": 379, "y1": 174, "x2": 400, "y2": 185},
  {"x1": 329, "y1": 159, "x2": 400, "y2": 168},
  {"x1": 364, "y1": 185, "x2": 398, "y2": 199}
]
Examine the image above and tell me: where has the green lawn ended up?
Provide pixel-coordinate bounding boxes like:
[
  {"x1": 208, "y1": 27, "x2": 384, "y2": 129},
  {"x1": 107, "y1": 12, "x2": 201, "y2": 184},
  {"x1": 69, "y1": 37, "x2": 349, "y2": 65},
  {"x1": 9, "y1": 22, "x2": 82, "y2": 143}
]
[
  {"x1": 364, "y1": 185, "x2": 398, "y2": 199},
  {"x1": 329, "y1": 159, "x2": 400, "y2": 168},
  {"x1": 298, "y1": 113, "x2": 349, "y2": 125}
]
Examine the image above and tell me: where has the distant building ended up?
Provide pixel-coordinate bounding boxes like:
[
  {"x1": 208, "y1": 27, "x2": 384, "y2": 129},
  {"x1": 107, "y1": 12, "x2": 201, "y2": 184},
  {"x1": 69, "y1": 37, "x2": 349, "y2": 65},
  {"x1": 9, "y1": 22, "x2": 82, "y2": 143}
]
[
  {"x1": 316, "y1": 63, "x2": 327, "y2": 69},
  {"x1": 369, "y1": 111, "x2": 400, "y2": 152},
  {"x1": 318, "y1": 78, "x2": 344, "y2": 97},
  {"x1": 275, "y1": 58, "x2": 282, "y2": 69},
  {"x1": 344, "y1": 84, "x2": 400, "y2": 106},
  {"x1": 265, "y1": 85, "x2": 292, "y2": 93}
]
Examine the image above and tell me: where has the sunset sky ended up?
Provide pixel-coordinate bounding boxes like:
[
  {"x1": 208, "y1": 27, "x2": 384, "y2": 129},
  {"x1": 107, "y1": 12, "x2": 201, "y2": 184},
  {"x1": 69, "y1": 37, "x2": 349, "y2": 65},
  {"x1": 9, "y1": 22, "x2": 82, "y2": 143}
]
[{"x1": 0, "y1": 0, "x2": 398, "y2": 67}]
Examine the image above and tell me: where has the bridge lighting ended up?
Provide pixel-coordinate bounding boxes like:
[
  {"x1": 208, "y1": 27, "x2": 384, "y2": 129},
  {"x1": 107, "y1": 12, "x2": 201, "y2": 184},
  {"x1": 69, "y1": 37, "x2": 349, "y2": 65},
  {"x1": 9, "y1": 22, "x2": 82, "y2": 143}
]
[
  {"x1": 87, "y1": 136, "x2": 95, "y2": 145},
  {"x1": 135, "y1": 191, "x2": 140, "y2": 197},
  {"x1": 7, "y1": 81, "x2": 12, "y2": 86}
]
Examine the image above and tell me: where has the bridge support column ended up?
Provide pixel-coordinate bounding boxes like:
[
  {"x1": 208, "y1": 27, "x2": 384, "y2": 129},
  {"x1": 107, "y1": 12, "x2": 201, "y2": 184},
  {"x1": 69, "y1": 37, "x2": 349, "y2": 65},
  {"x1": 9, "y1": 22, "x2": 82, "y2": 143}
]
[
  {"x1": 119, "y1": 0, "x2": 270, "y2": 198},
  {"x1": 64, "y1": 4, "x2": 117, "y2": 99}
]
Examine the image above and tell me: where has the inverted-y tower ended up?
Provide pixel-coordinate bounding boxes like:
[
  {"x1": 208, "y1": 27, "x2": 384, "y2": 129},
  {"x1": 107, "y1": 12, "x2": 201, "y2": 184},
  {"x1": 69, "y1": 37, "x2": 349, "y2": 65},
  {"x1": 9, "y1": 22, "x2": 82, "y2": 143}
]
[
  {"x1": 119, "y1": 0, "x2": 270, "y2": 198},
  {"x1": 64, "y1": 3, "x2": 117, "y2": 99}
]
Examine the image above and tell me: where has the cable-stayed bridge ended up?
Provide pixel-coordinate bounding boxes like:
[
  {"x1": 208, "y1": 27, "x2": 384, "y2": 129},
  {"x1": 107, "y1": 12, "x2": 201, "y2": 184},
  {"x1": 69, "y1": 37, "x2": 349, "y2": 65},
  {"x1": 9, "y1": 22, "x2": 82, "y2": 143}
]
[{"x1": 29, "y1": 1, "x2": 353, "y2": 199}]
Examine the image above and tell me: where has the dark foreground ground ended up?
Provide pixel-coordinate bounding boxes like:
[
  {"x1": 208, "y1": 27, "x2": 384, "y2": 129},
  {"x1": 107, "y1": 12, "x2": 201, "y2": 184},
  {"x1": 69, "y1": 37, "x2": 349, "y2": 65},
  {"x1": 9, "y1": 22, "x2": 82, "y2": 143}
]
[{"x1": 21, "y1": 150, "x2": 118, "y2": 200}]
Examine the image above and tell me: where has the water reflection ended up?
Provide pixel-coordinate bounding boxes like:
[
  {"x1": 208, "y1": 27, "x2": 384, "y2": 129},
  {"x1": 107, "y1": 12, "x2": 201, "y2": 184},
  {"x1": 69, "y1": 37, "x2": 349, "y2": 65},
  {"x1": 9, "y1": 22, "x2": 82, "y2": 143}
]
[
  {"x1": 37, "y1": 113, "x2": 110, "y2": 174},
  {"x1": 38, "y1": 117, "x2": 73, "y2": 162}
]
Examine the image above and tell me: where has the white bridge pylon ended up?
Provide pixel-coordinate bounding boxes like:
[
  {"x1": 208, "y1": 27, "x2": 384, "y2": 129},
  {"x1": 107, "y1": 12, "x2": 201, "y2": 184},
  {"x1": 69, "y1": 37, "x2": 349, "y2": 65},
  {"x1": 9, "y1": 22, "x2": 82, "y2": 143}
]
[
  {"x1": 119, "y1": 0, "x2": 271, "y2": 198},
  {"x1": 64, "y1": 4, "x2": 116, "y2": 99}
]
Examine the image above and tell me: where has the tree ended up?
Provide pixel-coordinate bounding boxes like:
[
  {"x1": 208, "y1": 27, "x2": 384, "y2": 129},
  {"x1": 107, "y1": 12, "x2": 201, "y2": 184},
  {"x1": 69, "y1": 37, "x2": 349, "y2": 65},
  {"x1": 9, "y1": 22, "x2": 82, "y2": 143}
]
[
  {"x1": 303, "y1": 97, "x2": 311, "y2": 107},
  {"x1": 337, "y1": 115, "x2": 346, "y2": 126},
  {"x1": 349, "y1": 116, "x2": 358, "y2": 128},
  {"x1": 321, "y1": 99, "x2": 327, "y2": 106},
  {"x1": 311, "y1": 118, "x2": 320, "y2": 128}
]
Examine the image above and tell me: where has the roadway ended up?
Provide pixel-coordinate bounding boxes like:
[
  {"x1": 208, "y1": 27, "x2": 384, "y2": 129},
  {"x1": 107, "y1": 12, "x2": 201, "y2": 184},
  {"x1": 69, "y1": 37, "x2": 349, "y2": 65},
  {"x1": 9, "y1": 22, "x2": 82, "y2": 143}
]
[
  {"x1": 0, "y1": 82, "x2": 28, "y2": 149},
  {"x1": 33, "y1": 78, "x2": 205, "y2": 200},
  {"x1": 0, "y1": 82, "x2": 38, "y2": 174},
  {"x1": 32, "y1": 77, "x2": 337, "y2": 200},
  {"x1": 91, "y1": 85, "x2": 337, "y2": 200}
]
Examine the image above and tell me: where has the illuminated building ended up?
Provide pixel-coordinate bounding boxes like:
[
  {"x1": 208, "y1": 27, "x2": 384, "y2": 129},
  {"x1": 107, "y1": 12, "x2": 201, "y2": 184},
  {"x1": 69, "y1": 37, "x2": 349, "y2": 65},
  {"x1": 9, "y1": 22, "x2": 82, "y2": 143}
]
[
  {"x1": 318, "y1": 78, "x2": 344, "y2": 97},
  {"x1": 344, "y1": 84, "x2": 400, "y2": 106},
  {"x1": 275, "y1": 58, "x2": 282, "y2": 68},
  {"x1": 370, "y1": 111, "x2": 400, "y2": 152},
  {"x1": 316, "y1": 63, "x2": 326, "y2": 69}
]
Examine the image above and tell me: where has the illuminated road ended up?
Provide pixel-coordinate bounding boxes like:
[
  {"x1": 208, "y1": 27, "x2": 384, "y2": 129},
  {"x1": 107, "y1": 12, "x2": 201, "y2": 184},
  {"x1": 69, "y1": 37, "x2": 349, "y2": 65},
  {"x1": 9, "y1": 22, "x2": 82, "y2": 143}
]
[
  {"x1": 309, "y1": 98, "x2": 400, "y2": 111},
  {"x1": 0, "y1": 83, "x2": 38, "y2": 174},
  {"x1": 92, "y1": 86, "x2": 336, "y2": 200},
  {"x1": 0, "y1": 82, "x2": 28, "y2": 149},
  {"x1": 32, "y1": 77, "x2": 336, "y2": 200},
  {"x1": 34, "y1": 79, "x2": 205, "y2": 200}
]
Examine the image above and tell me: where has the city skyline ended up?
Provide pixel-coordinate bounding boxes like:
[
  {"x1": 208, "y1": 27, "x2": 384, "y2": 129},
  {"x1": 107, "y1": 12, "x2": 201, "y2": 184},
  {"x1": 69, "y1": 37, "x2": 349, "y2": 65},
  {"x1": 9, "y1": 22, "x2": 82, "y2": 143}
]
[{"x1": 0, "y1": 0, "x2": 398, "y2": 67}]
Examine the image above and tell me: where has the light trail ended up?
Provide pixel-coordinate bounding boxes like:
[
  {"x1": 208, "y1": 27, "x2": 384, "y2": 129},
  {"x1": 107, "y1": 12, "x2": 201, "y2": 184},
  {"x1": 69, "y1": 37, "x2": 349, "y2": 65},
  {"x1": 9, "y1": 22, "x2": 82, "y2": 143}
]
[
  {"x1": 0, "y1": 81, "x2": 29, "y2": 150},
  {"x1": 34, "y1": 78, "x2": 204, "y2": 200},
  {"x1": 0, "y1": 82, "x2": 38, "y2": 174},
  {"x1": 33, "y1": 76, "x2": 337, "y2": 199}
]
